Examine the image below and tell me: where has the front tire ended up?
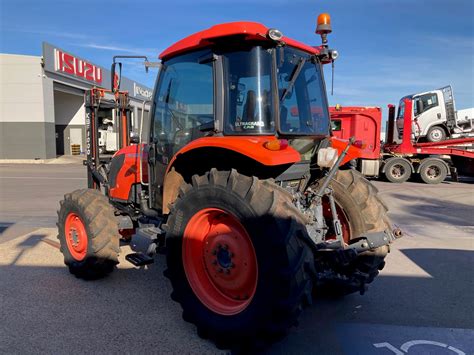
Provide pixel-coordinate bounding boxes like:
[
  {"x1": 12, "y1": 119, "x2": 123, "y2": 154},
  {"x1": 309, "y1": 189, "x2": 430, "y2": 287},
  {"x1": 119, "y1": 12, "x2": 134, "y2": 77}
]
[
  {"x1": 163, "y1": 169, "x2": 313, "y2": 350},
  {"x1": 57, "y1": 189, "x2": 120, "y2": 280},
  {"x1": 318, "y1": 170, "x2": 391, "y2": 295},
  {"x1": 384, "y1": 157, "x2": 412, "y2": 183},
  {"x1": 426, "y1": 126, "x2": 446, "y2": 142}
]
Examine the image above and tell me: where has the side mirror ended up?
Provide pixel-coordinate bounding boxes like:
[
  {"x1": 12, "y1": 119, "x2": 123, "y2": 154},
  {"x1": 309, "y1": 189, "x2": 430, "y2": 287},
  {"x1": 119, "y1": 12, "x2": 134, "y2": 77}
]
[
  {"x1": 415, "y1": 99, "x2": 422, "y2": 116},
  {"x1": 111, "y1": 62, "x2": 122, "y2": 92}
]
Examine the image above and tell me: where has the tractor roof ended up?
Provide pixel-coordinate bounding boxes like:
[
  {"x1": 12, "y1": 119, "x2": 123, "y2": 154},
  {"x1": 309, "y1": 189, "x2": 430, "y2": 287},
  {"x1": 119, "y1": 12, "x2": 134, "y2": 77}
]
[{"x1": 159, "y1": 21, "x2": 320, "y2": 60}]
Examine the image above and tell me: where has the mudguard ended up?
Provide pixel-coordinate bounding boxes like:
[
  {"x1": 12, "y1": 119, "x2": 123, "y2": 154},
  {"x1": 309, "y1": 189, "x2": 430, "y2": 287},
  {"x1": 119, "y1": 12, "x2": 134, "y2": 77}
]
[
  {"x1": 330, "y1": 137, "x2": 365, "y2": 166},
  {"x1": 108, "y1": 145, "x2": 141, "y2": 201}
]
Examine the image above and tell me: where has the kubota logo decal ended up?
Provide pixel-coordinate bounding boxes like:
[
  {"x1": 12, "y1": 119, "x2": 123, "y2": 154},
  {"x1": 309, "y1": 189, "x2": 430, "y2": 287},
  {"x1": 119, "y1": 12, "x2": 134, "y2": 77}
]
[{"x1": 55, "y1": 49, "x2": 103, "y2": 85}]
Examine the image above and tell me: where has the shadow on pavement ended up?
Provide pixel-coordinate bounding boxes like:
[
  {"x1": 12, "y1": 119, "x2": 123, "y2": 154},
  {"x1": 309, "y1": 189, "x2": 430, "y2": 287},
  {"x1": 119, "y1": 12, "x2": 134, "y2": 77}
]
[
  {"x1": 269, "y1": 248, "x2": 474, "y2": 354},
  {"x1": 0, "y1": 222, "x2": 14, "y2": 236},
  {"x1": 389, "y1": 193, "x2": 474, "y2": 227},
  {"x1": 1, "y1": 247, "x2": 473, "y2": 354}
]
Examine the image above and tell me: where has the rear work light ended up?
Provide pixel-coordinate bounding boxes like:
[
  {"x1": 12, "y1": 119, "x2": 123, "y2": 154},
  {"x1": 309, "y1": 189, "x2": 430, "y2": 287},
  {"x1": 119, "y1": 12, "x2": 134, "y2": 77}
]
[{"x1": 263, "y1": 139, "x2": 289, "y2": 151}]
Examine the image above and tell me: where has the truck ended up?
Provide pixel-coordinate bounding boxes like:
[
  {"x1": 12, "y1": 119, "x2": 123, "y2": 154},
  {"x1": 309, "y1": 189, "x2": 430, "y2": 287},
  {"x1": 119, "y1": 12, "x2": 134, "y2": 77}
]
[
  {"x1": 56, "y1": 15, "x2": 400, "y2": 351},
  {"x1": 330, "y1": 101, "x2": 474, "y2": 184},
  {"x1": 398, "y1": 86, "x2": 474, "y2": 142},
  {"x1": 98, "y1": 119, "x2": 118, "y2": 153}
]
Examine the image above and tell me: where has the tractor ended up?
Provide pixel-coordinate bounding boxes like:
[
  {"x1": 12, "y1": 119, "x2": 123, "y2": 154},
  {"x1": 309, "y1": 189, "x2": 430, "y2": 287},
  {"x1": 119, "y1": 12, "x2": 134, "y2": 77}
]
[{"x1": 57, "y1": 14, "x2": 399, "y2": 350}]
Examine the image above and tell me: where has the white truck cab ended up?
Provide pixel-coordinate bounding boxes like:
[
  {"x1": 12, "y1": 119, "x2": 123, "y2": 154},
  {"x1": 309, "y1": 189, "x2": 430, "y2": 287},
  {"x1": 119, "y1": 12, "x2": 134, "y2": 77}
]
[{"x1": 397, "y1": 86, "x2": 474, "y2": 142}]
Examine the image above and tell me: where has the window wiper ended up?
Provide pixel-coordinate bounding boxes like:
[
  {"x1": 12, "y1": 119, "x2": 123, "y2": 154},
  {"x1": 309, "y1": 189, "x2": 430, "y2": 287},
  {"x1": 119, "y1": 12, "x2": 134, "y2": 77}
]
[{"x1": 280, "y1": 57, "x2": 306, "y2": 102}]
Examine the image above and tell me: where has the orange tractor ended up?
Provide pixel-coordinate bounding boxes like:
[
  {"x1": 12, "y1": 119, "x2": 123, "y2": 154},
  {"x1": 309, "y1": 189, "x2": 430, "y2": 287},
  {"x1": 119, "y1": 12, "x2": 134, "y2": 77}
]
[{"x1": 57, "y1": 14, "x2": 398, "y2": 350}]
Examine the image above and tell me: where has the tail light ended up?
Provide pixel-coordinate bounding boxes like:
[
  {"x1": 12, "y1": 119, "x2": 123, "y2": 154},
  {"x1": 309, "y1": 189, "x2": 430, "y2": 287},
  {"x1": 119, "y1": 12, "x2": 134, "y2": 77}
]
[
  {"x1": 353, "y1": 140, "x2": 367, "y2": 149},
  {"x1": 263, "y1": 139, "x2": 289, "y2": 151}
]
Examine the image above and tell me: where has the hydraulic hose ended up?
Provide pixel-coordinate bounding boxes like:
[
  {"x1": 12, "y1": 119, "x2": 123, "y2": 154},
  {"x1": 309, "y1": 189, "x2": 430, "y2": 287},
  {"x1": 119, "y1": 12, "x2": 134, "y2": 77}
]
[{"x1": 139, "y1": 191, "x2": 159, "y2": 217}]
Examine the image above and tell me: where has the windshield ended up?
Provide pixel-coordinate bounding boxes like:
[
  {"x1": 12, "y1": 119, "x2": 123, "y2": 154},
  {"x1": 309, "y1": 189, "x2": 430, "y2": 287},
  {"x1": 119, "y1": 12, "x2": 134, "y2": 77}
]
[
  {"x1": 277, "y1": 47, "x2": 329, "y2": 136},
  {"x1": 397, "y1": 100, "x2": 405, "y2": 120},
  {"x1": 223, "y1": 46, "x2": 275, "y2": 134}
]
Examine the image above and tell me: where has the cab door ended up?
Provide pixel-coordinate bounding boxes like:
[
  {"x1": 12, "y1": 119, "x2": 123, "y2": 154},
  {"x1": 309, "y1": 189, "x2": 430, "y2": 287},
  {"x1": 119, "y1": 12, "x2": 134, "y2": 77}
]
[
  {"x1": 148, "y1": 50, "x2": 215, "y2": 212},
  {"x1": 413, "y1": 92, "x2": 442, "y2": 135}
]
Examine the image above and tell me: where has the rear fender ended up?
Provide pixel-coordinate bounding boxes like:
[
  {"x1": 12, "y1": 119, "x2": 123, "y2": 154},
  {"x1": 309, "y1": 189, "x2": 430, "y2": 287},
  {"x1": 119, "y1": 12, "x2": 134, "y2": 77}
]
[
  {"x1": 330, "y1": 137, "x2": 365, "y2": 166},
  {"x1": 162, "y1": 136, "x2": 301, "y2": 214},
  {"x1": 108, "y1": 145, "x2": 141, "y2": 202},
  {"x1": 167, "y1": 136, "x2": 300, "y2": 169}
]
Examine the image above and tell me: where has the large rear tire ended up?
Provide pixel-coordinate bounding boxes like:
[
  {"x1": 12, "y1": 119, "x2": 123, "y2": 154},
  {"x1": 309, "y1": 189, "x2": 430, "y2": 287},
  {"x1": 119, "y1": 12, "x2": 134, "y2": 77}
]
[
  {"x1": 163, "y1": 169, "x2": 313, "y2": 351},
  {"x1": 57, "y1": 189, "x2": 120, "y2": 280},
  {"x1": 418, "y1": 158, "x2": 448, "y2": 184},
  {"x1": 384, "y1": 157, "x2": 412, "y2": 183},
  {"x1": 317, "y1": 169, "x2": 391, "y2": 296}
]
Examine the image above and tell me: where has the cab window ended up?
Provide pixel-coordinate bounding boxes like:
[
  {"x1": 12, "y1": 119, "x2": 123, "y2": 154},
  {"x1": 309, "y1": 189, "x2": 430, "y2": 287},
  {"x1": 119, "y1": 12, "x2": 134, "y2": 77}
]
[
  {"x1": 152, "y1": 50, "x2": 214, "y2": 155},
  {"x1": 223, "y1": 46, "x2": 275, "y2": 134},
  {"x1": 277, "y1": 48, "x2": 329, "y2": 136},
  {"x1": 414, "y1": 93, "x2": 438, "y2": 116},
  {"x1": 331, "y1": 120, "x2": 341, "y2": 131}
]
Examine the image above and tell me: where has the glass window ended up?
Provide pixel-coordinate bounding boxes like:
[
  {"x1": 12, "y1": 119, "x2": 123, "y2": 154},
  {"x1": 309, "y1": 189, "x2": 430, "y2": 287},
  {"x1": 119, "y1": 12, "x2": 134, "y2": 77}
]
[
  {"x1": 223, "y1": 46, "x2": 275, "y2": 134},
  {"x1": 414, "y1": 93, "x2": 438, "y2": 116},
  {"x1": 278, "y1": 48, "x2": 329, "y2": 136},
  {"x1": 331, "y1": 120, "x2": 341, "y2": 131},
  {"x1": 397, "y1": 100, "x2": 405, "y2": 119},
  {"x1": 152, "y1": 50, "x2": 214, "y2": 155}
]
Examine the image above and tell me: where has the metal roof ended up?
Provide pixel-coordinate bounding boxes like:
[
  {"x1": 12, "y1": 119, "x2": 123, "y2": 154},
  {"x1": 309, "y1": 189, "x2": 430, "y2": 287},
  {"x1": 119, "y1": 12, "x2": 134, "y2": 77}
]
[{"x1": 159, "y1": 21, "x2": 321, "y2": 60}]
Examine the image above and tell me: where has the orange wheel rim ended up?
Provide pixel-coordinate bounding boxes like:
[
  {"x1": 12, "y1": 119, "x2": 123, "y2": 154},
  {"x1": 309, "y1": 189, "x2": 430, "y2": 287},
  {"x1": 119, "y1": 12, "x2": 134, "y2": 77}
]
[
  {"x1": 182, "y1": 208, "x2": 258, "y2": 316},
  {"x1": 64, "y1": 212, "x2": 88, "y2": 261},
  {"x1": 323, "y1": 198, "x2": 351, "y2": 243}
]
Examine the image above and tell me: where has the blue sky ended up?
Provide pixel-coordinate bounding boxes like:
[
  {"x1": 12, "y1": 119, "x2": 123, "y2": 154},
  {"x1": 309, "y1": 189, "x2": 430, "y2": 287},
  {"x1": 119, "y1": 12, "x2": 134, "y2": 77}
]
[{"x1": 1, "y1": 0, "x2": 473, "y2": 116}]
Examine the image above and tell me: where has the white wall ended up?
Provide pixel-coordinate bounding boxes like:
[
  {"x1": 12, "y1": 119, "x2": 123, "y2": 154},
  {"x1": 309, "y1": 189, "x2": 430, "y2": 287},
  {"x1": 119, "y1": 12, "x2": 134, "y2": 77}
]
[
  {"x1": 0, "y1": 54, "x2": 45, "y2": 123},
  {"x1": 54, "y1": 91, "x2": 84, "y2": 125}
]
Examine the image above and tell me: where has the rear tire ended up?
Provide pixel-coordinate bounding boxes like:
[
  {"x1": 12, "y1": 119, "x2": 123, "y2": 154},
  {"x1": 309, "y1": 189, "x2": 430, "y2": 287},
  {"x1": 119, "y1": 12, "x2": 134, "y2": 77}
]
[
  {"x1": 57, "y1": 189, "x2": 120, "y2": 280},
  {"x1": 163, "y1": 169, "x2": 313, "y2": 351},
  {"x1": 317, "y1": 170, "x2": 391, "y2": 296},
  {"x1": 418, "y1": 159, "x2": 448, "y2": 184},
  {"x1": 384, "y1": 157, "x2": 412, "y2": 183},
  {"x1": 426, "y1": 126, "x2": 446, "y2": 142}
]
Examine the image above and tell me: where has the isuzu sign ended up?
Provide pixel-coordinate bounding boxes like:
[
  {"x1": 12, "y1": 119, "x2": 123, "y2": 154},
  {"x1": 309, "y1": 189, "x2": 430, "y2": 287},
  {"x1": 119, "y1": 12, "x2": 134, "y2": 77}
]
[
  {"x1": 54, "y1": 49, "x2": 103, "y2": 85},
  {"x1": 44, "y1": 42, "x2": 152, "y2": 98},
  {"x1": 134, "y1": 83, "x2": 153, "y2": 99}
]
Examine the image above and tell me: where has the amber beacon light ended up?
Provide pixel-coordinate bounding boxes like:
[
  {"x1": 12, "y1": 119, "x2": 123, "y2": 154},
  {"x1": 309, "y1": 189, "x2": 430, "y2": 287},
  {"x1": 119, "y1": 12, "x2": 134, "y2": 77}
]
[{"x1": 316, "y1": 13, "x2": 332, "y2": 45}]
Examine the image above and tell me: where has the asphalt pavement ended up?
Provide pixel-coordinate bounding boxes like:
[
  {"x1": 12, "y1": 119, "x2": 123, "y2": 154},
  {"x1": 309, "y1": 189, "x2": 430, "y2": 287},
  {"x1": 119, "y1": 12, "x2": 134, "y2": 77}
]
[{"x1": 1, "y1": 164, "x2": 473, "y2": 354}]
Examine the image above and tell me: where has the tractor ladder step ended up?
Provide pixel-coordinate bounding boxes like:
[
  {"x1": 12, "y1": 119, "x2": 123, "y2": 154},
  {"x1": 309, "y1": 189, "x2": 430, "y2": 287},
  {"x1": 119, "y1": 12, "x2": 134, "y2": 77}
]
[{"x1": 125, "y1": 252, "x2": 154, "y2": 267}]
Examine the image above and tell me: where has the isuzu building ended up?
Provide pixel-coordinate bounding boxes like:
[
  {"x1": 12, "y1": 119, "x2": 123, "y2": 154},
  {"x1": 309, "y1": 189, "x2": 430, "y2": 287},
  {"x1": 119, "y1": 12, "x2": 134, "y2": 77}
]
[{"x1": 0, "y1": 42, "x2": 153, "y2": 159}]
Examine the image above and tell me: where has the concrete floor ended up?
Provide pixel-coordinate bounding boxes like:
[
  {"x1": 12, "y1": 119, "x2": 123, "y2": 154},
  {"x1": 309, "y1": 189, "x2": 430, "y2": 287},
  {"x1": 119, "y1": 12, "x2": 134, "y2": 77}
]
[{"x1": 0, "y1": 164, "x2": 473, "y2": 354}]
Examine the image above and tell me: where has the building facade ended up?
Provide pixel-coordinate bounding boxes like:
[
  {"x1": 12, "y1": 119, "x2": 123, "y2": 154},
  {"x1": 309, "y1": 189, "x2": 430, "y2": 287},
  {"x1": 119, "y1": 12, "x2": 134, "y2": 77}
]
[{"x1": 0, "y1": 42, "x2": 153, "y2": 159}]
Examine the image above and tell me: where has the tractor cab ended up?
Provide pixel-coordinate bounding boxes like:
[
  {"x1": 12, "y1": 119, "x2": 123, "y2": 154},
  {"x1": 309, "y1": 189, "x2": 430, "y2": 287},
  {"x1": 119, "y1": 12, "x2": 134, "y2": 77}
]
[
  {"x1": 153, "y1": 35, "x2": 331, "y2": 145},
  {"x1": 148, "y1": 22, "x2": 334, "y2": 158}
]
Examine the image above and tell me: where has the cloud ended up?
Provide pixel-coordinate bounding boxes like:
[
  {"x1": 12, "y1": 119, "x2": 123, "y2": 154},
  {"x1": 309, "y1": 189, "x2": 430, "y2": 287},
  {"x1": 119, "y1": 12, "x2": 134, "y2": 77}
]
[
  {"x1": 71, "y1": 43, "x2": 161, "y2": 59},
  {"x1": 422, "y1": 34, "x2": 474, "y2": 49},
  {"x1": 2, "y1": 27, "x2": 91, "y2": 40}
]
